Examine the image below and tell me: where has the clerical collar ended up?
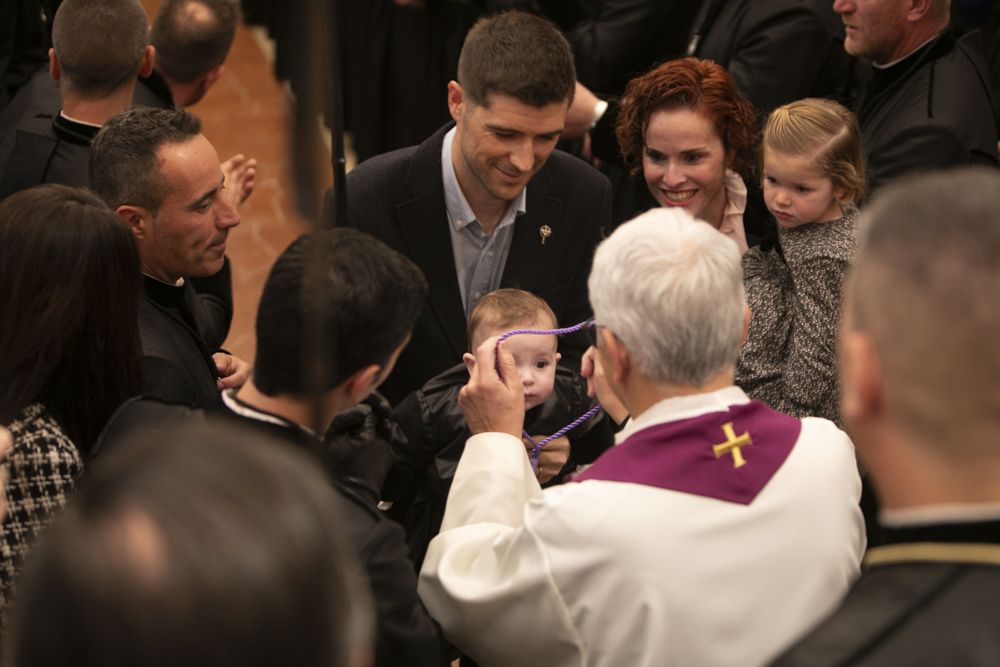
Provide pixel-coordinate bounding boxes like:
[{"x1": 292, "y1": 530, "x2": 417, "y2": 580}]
[
  {"x1": 616, "y1": 386, "x2": 750, "y2": 445},
  {"x1": 58, "y1": 110, "x2": 103, "y2": 129},
  {"x1": 221, "y1": 390, "x2": 318, "y2": 438},
  {"x1": 881, "y1": 503, "x2": 1000, "y2": 527},
  {"x1": 872, "y1": 31, "x2": 945, "y2": 70},
  {"x1": 142, "y1": 272, "x2": 185, "y2": 287},
  {"x1": 52, "y1": 112, "x2": 101, "y2": 146}
]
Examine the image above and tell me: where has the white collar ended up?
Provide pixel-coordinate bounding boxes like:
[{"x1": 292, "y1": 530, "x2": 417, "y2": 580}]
[
  {"x1": 873, "y1": 31, "x2": 944, "y2": 69},
  {"x1": 617, "y1": 385, "x2": 751, "y2": 445},
  {"x1": 880, "y1": 503, "x2": 1000, "y2": 527}
]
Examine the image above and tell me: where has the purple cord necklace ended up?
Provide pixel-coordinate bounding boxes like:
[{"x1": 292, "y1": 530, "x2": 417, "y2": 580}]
[{"x1": 495, "y1": 319, "x2": 603, "y2": 470}]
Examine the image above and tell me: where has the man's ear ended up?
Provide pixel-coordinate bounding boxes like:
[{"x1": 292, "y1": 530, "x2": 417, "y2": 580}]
[
  {"x1": 905, "y1": 0, "x2": 934, "y2": 22},
  {"x1": 602, "y1": 329, "x2": 630, "y2": 386},
  {"x1": 140, "y1": 45, "x2": 155, "y2": 78},
  {"x1": 840, "y1": 330, "x2": 883, "y2": 427},
  {"x1": 447, "y1": 81, "x2": 464, "y2": 124},
  {"x1": 202, "y1": 64, "x2": 224, "y2": 92},
  {"x1": 116, "y1": 205, "x2": 151, "y2": 241},
  {"x1": 345, "y1": 364, "x2": 382, "y2": 404},
  {"x1": 48, "y1": 48, "x2": 60, "y2": 81}
]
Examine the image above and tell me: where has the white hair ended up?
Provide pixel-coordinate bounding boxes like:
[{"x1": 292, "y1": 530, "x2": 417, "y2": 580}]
[{"x1": 588, "y1": 208, "x2": 745, "y2": 386}]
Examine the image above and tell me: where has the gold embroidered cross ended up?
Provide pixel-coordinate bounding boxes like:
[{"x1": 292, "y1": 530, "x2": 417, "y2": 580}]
[{"x1": 713, "y1": 422, "x2": 752, "y2": 468}]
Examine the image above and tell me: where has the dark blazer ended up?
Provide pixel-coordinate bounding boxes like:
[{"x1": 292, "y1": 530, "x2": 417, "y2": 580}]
[
  {"x1": 332, "y1": 123, "x2": 612, "y2": 405},
  {"x1": 690, "y1": 0, "x2": 853, "y2": 116},
  {"x1": 858, "y1": 29, "x2": 999, "y2": 194},
  {"x1": 770, "y1": 519, "x2": 1000, "y2": 666}
]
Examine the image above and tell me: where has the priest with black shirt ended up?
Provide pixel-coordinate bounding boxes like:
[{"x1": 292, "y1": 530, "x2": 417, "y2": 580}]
[
  {"x1": 90, "y1": 106, "x2": 249, "y2": 408},
  {"x1": 771, "y1": 168, "x2": 1000, "y2": 666},
  {"x1": 834, "y1": 0, "x2": 998, "y2": 194}
]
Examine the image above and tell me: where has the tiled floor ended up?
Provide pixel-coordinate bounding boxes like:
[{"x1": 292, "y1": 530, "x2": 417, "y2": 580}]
[{"x1": 142, "y1": 0, "x2": 333, "y2": 363}]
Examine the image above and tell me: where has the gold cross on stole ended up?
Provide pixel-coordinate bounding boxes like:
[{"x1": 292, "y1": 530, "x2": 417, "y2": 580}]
[{"x1": 713, "y1": 422, "x2": 752, "y2": 468}]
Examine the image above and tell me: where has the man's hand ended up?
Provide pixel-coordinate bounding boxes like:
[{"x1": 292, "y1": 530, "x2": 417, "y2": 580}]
[
  {"x1": 214, "y1": 352, "x2": 251, "y2": 391},
  {"x1": 563, "y1": 81, "x2": 601, "y2": 140},
  {"x1": 581, "y1": 346, "x2": 629, "y2": 424},
  {"x1": 459, "y1": 337, "x2": 524, "y2": 437},
  {"x1": 220, "y1": 154, "x2": 257, "y2": 208},
  {"x1": 524, "y1": 435, "x2": 570, "y2": 484}
]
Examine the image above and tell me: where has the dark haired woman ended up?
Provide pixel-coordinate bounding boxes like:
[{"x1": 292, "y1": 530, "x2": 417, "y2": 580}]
[{"x1": 0, "y1": 184, "x2": 141, "y2": 622}]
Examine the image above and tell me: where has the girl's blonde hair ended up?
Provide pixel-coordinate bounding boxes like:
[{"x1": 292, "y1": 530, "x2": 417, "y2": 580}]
[{"x1": 763, "y1": 98, "x2": 866, "y2": 204}]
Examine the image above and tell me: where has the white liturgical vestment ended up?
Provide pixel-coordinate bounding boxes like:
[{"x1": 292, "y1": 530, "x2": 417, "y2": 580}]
[{"x1": 418, "y1": 386, "x2": 865, "y2": 667}]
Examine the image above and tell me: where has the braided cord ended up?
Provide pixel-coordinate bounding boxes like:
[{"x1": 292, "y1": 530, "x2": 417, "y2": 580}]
[{"x1": 494, "y1": 319, "x2": 602, "y2": 469}]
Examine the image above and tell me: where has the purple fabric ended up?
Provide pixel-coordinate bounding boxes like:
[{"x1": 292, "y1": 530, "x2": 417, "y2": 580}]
[{"x1": 575, "y1": 401, "x2": 802, "y2": 505}]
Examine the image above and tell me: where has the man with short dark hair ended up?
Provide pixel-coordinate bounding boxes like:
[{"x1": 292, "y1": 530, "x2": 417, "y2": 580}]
[
  {"x1": 90, "y1": 106, "x2": 248, "y2": 408},
  {"x1": 333, "y1": 11, "x2": 612, "y2": 405},
  {"x1": 221, "y1": 228, "x2": 446, "y2": 667},
  {"x1": 770, "y1": 168, "x2": 1000, "y2": 665},
  {"x1": 0, "y1": 0, "x2": 152, "y2": 198},
  {"x1": 138, "y1": 0, "x2": 239, "y2": 108},
  {"x1": 833, "y1": 0, "x2": 998, "y2": 193}
]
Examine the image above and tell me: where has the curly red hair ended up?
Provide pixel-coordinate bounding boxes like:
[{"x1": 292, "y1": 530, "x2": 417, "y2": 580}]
[{"x1": 616, "y1": 58, "x2": 759, "y2": 180}]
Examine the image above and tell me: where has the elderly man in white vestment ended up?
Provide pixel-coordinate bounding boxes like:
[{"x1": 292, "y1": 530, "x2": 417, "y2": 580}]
[{"x1": 417, "y1": 208, "x2": 866, "y2": 667}]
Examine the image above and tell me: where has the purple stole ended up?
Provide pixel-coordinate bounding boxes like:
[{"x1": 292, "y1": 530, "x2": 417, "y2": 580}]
[{"x1": 575, "y1": 400, "x2": 801, "y2": 505}]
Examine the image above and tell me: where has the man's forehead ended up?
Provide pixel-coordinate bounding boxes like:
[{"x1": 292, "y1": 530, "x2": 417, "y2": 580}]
[{"x1": 473, "y1": 93, "x2": 568, "y2": 130}]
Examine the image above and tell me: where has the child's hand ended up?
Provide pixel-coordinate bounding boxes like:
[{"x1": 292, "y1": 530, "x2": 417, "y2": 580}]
[{"x1": 524, "y1": 435, "x2": 570, "y2": 484}]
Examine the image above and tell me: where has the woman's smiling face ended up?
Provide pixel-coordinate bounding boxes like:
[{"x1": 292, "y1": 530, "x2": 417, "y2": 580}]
[{"x1": 642, "y1": 107, "x2": 731, "y2": 228}]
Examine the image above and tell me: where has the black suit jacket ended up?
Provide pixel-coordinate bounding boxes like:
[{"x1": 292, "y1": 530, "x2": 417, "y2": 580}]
[
  {"x1": 331, "y1": 123, "x2": 612, "y2": 405},
  {"x1": 859, "y1": 29, "x2": 999, "y2": 194}
]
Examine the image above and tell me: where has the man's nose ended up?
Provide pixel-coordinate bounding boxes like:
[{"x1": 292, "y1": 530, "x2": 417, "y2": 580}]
[
  {"x1": 832, "y1": 0, "x2": 852, "y2": 15},
  {"x1": 509, "y1": 139, "x2": 533, "y2": 172},
  {"x1": 218, "y1": 200, "x2": 240, "y2": 229}
]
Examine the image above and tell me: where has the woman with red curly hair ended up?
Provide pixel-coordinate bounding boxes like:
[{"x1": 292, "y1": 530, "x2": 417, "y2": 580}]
[{"x1": 616, "y1": 57, "x2": 759, "y2": 253}]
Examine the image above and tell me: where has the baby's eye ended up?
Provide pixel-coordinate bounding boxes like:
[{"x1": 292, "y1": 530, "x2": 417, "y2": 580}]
[
  {"x1": 764, "y1": 176, "x2": 777, "y2": 185},
  {"x1": 533, "y1": 360, "x2": 550, "y2": 370},
  {"x1": 794, "y1": 185, "x2": 812, "y2": 193}
]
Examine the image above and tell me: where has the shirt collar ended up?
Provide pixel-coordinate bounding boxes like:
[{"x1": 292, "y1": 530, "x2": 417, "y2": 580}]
[
  {"x1": 617, "y1": 385, "x2": 751, "y2": 444},
  {"x1": 873, "y1": 31, "x2": 945, "y2": 69},
  {"x1": 441, "y1": 126, "x2": 527, "y2": 232},
  {"x1": 723, "y1": 169, "x2": 747, "y2": 218},
  {"x1": 881, "y1": 503, "x2": 1000, "y2": 527}
]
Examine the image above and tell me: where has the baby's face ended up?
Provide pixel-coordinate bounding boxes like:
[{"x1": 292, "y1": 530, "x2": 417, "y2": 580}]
[{"x1": 474, "y1": 321, "x2": 560, "y2": 410}]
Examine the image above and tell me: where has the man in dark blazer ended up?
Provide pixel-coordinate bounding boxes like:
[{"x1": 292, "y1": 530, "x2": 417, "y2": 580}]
[
  {"x1": 771, "y1": 168, "x2": 1000, "y2": 665},
  {"x1": 333, "y1": 11, "x2": 612, "y2": 405},
  {"x1": 834, "y1": 0, "x2": 998, "y2": 194}
]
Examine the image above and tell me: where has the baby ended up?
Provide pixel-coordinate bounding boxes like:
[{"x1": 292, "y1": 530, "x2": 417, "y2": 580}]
[{"x1": 384, "y1": 289, "x2": 612, "y2": 568}]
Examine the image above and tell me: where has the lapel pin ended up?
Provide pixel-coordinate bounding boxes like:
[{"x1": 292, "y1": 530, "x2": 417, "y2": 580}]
[{"x1": 539, "y1": 225, "x2": 552, "y2": 245}]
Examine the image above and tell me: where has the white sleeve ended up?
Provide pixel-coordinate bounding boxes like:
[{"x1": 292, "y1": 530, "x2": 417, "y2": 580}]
[{"x1": 418, "y1": 433, "x2": 585, "y2": 667}]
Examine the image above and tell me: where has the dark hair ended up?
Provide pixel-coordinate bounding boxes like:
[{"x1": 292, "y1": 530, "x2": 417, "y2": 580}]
[
  {"x1": 90, "y1": 107, "x2": 202, "y2": 212},
  {"x1": 616, "y1": 58, "x2": 758, "y2": 180},
  {"x1": 6, "y1": 419, "x2": 371, "y2": 667},
  {"x1": 0, "y1": 185, "x2": 141, "y2": 455},
  {"x1": 150, "y1": 0, "x2": 238, "y2": 84},
  {"x1": 253, "y1": 228, "x2": 428, "y2": 396},
  {"x1": 51, "y1": 0, "x2": 148, "y2": 97},
  {"x1": 467, "y1": 288, "x2": 557, "y2": 351},
  {"x1": 457, "y1": 11, "x2": 575, "y2": 108}
]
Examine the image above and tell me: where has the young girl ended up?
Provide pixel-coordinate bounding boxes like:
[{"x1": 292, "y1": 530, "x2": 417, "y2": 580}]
[{"x1": 736, "y1": 98, "x2": 866, "y2": 426}]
